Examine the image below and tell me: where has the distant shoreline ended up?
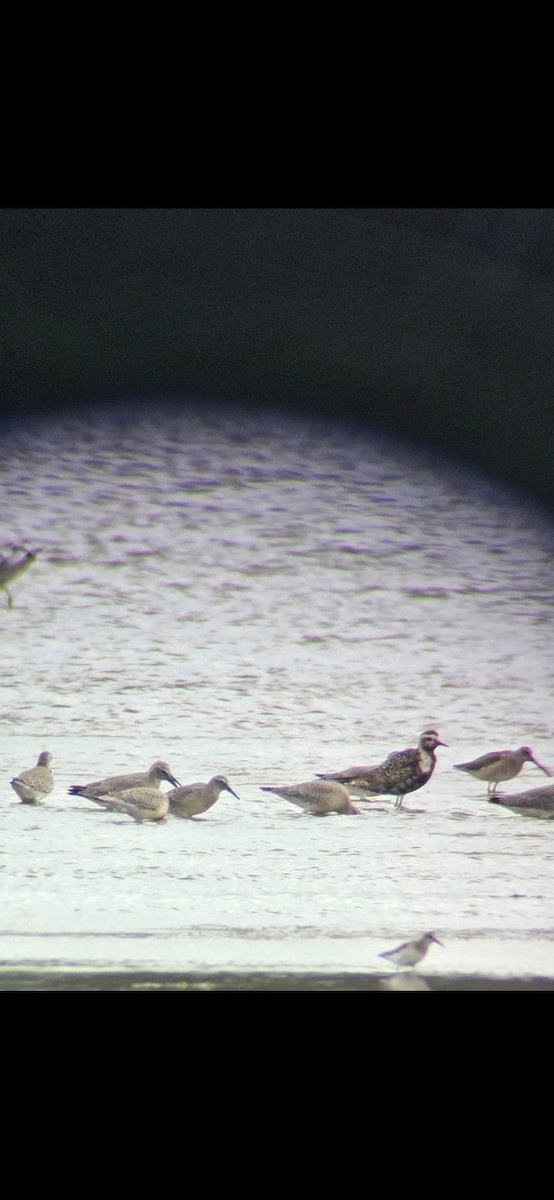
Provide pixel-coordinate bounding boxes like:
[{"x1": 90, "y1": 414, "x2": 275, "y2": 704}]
[{"x1": 0, "y1": 968, "x2": 552, "y2": 991}]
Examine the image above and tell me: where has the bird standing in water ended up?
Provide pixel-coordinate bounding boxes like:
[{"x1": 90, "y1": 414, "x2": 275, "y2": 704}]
[
  {"x1": 316, "y1": 729, "x2": 447, "y2": 809},
  {"x1": 68, "y1": 760, "x2": 181, "y2": 806},
  {"x1": 379, "y1": 931, "x2": 443, "y2": 970},
  {"x1": 86, "y1": 786, "x2": 171, "y2": 823},
  {"x1": 453, "y1": 746, "x2": 551, "y2": 794},
  {"x1": 489, "y1": 783, "x2": 554, "y2": 818},
  {"x1": 0, "y1": 545, "x2": 41, "y2": 607},
  {"x1": 10, "y1": 751, "x2": 54, "y2": 804},
  {"x1": 169, "y1": 775, "x2": 240, "y2": 818},
  {"x1": 260, "y1": 779, "x2": 359, "y2": 815}
]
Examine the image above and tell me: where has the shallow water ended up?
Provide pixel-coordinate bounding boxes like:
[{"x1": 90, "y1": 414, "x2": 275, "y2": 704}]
[{"x1": 1, "y1": 399, "x2": 554, "y2": 988}]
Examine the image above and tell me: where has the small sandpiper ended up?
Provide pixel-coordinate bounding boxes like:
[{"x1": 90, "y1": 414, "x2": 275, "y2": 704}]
[
  {"x1": 489, "y1": 782, "x2": 554, "y2": 818},
  {"x1": 169, "y1": 775, "x2": 240, "y2": 818},
  {"x1": 260, "y1": 779, "x2": 359, "y2": 815},
  {"x1": 87, "y1": 786, "x2": 170, "y2": 822},
  {"x1": 0, "y1": 545, "x2": 41, "y2": 607},
  {"x1": 68, "y1": 760, "x2": 181, "y2": 806},
  {"x1": 316, "y1": 729, "x2": 447, "y2": 809},
  {"x1": 10, "y1": 750, "x2": 54, "y2": 804},
  {"x1": 453, "y1": 746, "x2": 551, "y2": 794},
  {"x1": 379, "y1": 931, "x2": 443, "y2": 970}
]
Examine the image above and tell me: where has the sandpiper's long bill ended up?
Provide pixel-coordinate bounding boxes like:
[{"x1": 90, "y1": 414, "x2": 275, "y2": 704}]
[{"x1": 454, "y1": 746, "x2": 551, "y2": 794}]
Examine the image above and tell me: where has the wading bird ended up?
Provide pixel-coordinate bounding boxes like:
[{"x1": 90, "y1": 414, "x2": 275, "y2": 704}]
[
  {"x1": 260, "y1": 779, "x2": 359, "y2": 815},
  {"x1": 316, "y1": 730, "x2": 447, "y2": 809},
  {"x1": 454, "y1": 746, "x2": 550, "y2": 794},
  {"x1": 10, "y1": 751, "x2": 54, "y2": 804},
  {"x1": 169, "y1": 775, "x2": 240, "y2": 818},
  {"x1": 0, "y1": 545, "x2": 41, "y2": 607},
  {"x1": 68, "y1": 760, "x2": 181, "y2": 806},
  {"x1": 379, "y1": 931, "x2": 443, "y2": 970}
]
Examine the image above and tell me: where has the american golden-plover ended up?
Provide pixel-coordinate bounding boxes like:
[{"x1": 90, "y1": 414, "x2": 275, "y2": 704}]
[{"x1": 317, "y1": 730, "x2": 447, "y2": 809}]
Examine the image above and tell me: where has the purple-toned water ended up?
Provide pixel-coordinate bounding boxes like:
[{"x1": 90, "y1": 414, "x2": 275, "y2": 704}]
[{"x1": 2, "y1": 400, "x2": 554, "y2": 987}]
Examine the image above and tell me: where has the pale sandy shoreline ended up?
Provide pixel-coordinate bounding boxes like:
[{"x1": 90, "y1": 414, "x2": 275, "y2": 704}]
[{"x1": 1, "y1": 969, "x2": 553, "y2": 991}]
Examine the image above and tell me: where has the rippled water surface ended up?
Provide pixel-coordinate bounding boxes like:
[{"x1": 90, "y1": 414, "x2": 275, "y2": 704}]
[{"x1": 2, "y1": 399, "x2": 554, "y2": 987}]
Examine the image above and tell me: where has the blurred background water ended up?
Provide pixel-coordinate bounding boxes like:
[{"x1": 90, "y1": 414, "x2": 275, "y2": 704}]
[{"x1": 1, "y1": 399, "x2": 554, "y2": 988}]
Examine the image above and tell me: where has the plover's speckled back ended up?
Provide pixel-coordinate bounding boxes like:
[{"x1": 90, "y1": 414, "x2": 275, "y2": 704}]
[
  {"x1": 489, "y1": 782, "x2": 554, "y2": 818},
  {"x1": 0, "y1": 545, "x2": 41, "y2": 607},
  {"x1": 87, "y1": 786, "x2": 170, "y2": 822},
  {"x1": 261, "y1": 779, "x2": 359, "y2": 815},
  {"x1": 454, "y1": 746, "x2": 551, "y2": 794},
  {"x1": 379, "y1": 931, "x2": 443, "y2": 970},
  {"x1": 317, "y1": 730, "x2": 447, "y2": 809},
  {"x1": 68, "y1": 760, "x2": 181, "y2": 805},
  {"x1": 169, "y1": 775, "x2": 240, "y2": 819},
  {"x1": 10, "y1": 751, "x2": 54, "y2": 804}
]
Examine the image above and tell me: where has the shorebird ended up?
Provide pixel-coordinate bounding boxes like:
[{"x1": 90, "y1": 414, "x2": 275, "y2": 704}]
[
  {"x1": 453, "y1": 746, "x2": 551, "y2": 794},
  {"x1": 489, "y1": 783, "x2": 554, "y2": 818},
  {"x1": 88, "y1": 786, "x2": 170, "y2": 822},
  {"x1": 10, "y1": 750, "x2": 54, "y2": 804},
  {"x1": 379, "y1": 931, "x2": 443, "y2": 970},
  {"x1": 316, "y1": 729, "x2": 447, "y2": 809},
  {"x1": 0, "y1": 545, "x2": 41, "y2": 607},
  {"x1": 169, "y1": 775, "x2": 240, "y2": 818},
  {"x1": 260, "y1": 779, "x2": 359, "y2": 815},
  {"x1": 68, "y1": 760, "x2": 181, "y2": 806}
]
